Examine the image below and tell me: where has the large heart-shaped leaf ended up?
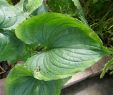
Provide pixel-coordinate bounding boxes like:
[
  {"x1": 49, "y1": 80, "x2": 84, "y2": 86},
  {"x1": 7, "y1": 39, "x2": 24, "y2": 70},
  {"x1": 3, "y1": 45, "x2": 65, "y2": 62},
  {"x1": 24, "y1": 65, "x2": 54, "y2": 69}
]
[
  {"x1": 0, "y1": 31, "x2": 25, "y2": 62},
  {"x1": 15, "y1": 13, "x2": 109, "y2": 80},
  {"x1": 6, "y1": 64, "x2": 63, "y2": 95}
]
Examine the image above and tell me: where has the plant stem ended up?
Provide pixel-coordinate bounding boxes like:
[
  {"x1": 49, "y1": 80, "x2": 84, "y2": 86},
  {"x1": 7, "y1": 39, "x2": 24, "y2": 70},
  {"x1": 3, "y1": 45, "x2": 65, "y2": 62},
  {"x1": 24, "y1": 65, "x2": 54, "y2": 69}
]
[{"x1": 100, "y1": 58, "x2": 113, "y2": 78}]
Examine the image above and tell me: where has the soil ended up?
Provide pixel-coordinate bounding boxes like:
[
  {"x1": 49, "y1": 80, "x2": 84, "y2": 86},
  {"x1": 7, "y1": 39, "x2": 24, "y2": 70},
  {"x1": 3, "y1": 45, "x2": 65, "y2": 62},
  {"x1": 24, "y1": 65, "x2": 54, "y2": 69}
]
[{"x1": 0, "y1": 61, "x2": 11, "y2": 79}]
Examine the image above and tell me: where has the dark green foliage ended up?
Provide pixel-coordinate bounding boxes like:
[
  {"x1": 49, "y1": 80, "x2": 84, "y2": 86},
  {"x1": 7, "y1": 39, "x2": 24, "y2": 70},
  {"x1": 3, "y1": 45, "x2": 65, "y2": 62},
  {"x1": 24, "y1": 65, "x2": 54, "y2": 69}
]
[
  {"x1": 81, "y1": 0, "x2": 113, "y2": 47},
  {"x1": 47, "y1": 0, "x2": 77, "y2": 17}
]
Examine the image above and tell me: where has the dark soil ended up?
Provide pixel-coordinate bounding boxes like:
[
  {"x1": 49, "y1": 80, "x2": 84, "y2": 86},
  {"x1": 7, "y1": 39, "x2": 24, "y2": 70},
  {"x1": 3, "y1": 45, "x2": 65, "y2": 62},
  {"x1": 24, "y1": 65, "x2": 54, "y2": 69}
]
[
  {"x1": 7, "y1": 0, "x2": 20, "y2": 5},
  {"x1": 0, "y1": 62, "x2": 11, "y2": 79}
]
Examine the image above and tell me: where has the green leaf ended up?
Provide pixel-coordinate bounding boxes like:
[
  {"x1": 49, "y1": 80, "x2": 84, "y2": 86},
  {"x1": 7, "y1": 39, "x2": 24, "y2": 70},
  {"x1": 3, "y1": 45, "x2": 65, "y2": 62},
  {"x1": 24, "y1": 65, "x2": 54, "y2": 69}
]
[
  {"x1": 0, "y1": 31, "x2": 25, "y2": 62},
  {"x1": 0, "y1": 0, "x2": 17, "y2": 28},
  {"x1": 23, "y1": 0, "x2": 43, "y2": 14},
  {"x1": 0, "y1": 0, "x2": 28, "y2": 29},
  {"x1": 72, "y1": 0, "x2": 88, "y2": 24},
  {"x1": 15, "y1": 13, "x2": 109, "y2": 80},
  {"x1": 100, "y1": 58, "x2": 113, "y2": 78},
  {"x1": 15, "y1": 0, "x2": 43, "y2": 14},
  {"x1": 0, "y1": 0, "x2": 42, "y2": 29},
  {"x1": 31, "y1": 3, "x2": 48, "y2": 16},
  {"x1": 6, "y1": 64, "x2": 63, "y2": 95},
  {"x1": 47, "y1": 0, "x2": 77, "y2": 17}
]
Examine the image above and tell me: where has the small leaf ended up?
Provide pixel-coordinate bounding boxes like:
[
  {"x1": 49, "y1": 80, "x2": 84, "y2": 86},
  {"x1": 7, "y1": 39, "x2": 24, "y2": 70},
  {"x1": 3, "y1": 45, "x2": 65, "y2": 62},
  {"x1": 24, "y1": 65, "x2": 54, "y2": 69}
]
[
  {"x1": 15, "y1": 13, "x2": 109, "y2": 80},
  {"x1": 6, "y1": 64, "x2": 63, "y2": 95},
  {"x1": 31, "y1": 3, "x2": 48, "y2": 15},
  {"x1": 72, "y1": 0, "x2": 88, "y2": 24},
  {"x1": 23, "y1": 0, "x2": 43, "y2": 14}
]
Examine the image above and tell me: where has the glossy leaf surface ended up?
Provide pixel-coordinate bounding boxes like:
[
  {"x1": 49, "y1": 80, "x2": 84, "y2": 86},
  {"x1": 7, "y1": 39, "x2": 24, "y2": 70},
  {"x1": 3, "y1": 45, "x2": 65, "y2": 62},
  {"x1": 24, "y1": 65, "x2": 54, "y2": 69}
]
[{"x1": 15, "y1": 13, "x2": 109, "y2": 80}]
